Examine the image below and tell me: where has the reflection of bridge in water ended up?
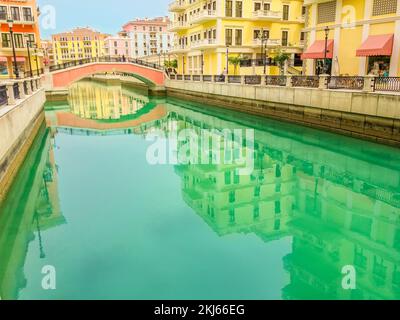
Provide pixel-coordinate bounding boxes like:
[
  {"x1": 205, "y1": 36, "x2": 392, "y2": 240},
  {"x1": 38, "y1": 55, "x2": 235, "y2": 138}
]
[{"x1": 46, "y1": 80, "x2": 169, "y2": 134}]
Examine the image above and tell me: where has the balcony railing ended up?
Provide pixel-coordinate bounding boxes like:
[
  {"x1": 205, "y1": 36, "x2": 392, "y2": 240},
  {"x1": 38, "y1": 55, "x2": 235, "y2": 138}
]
[
  {"x1": 191, "y1": 10, "x2": 217, "y2": 23},
  {"x1": 252, "y1": 10, "x2": 282, "y2": 19},
  {"x1": 170, "y1": 74, "x2": 400, "y2": 93},
  {"x1": 252, "y1": 39, "x2": 282, "y2": 47},
  {"x1": 169, "y1": 0, "x2": 187, "y2": 12}
]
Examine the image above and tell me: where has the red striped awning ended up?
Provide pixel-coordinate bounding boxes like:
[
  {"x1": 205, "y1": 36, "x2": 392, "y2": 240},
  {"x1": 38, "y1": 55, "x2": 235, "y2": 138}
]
[
  {"x1": 14, "y1": 57, "x2": 26, "y2": 62},
  {"x1": 0, "y1": 57, "x2": 7, "y2": 62},
  {"x1": 356, "y1": 34, "x2": 394, "y2": 57},
  {"x1": 301, "y1": 40, "x2": 334, "y2": 60}
]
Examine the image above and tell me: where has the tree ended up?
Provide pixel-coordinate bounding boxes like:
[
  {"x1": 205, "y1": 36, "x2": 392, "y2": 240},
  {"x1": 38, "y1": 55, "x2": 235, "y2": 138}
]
[
  {"x1": 273, "y1": 49, "x2": 291, "y2": 75},
  {"x1": 164, "y1": 59, "x2": 178, "y2": 70},
  {"x1": 228, "y1": 55, "x2": 242, "y2": 75}
]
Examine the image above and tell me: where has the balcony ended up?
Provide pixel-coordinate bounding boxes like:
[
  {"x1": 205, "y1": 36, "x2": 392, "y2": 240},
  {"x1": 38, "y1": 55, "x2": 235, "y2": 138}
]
[
  {"x1": 252, "y1": 10, "x2": 282, "y2": 21},
  {"x1": 168, "y1": 0, "x2": 188, "y2": 12},
  {"x1": 191, "y1": 10, "x2": 218, "y2": 24},
  {"x1": 252, "y1": 39, "x2": 282, "y2": 48},
  {"x1": 169, "y1": 44, "x2": 190, "y2": 53},
  {"x1": 0, "y1": 14, "x2": 35, "y2": 25},
  {"x1": 190, "y1": 39, "x2": 218, "y2": 50},
  {"x1": 168, "y1": 21, "x2": 189, "y2": 32}
]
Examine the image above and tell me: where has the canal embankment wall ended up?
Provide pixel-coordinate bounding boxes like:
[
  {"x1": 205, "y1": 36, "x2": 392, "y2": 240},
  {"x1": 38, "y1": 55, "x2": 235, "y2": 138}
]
[
  {"x1": 165, "y1": 79, "x2": 400, "y2": 147},
  {"x1": 0, "y1": 84, "x2": 46, "y2": 201}
]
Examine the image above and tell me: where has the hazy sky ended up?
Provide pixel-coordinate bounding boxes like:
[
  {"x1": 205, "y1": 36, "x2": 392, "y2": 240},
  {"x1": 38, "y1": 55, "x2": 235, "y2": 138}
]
[{"x1": 38, "y1": 0, "x2": 170, "y2": 38}]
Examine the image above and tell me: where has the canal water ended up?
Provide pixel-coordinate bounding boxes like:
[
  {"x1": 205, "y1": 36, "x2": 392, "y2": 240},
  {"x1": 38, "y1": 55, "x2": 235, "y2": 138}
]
[{"x1": 1, "y1": 79, "x2": 400, "y2": 300}]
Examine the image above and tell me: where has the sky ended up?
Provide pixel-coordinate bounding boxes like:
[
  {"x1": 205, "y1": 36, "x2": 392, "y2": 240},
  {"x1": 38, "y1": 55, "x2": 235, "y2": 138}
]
[{"x1": 37, "y1": 0, "x2": 170, "y2": 39}]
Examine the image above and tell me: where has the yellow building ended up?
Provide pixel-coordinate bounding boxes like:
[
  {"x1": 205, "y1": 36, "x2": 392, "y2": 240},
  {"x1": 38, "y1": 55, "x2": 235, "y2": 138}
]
[
  {"x1": 302, "y1": 0, "x2": 400, "y2": 76},
  {"x1": 168, "y1": 0, "x2": 306, "y2": 75},
  {"x1": 51, "y1": 27, "x2": 109, "y2": 65}
]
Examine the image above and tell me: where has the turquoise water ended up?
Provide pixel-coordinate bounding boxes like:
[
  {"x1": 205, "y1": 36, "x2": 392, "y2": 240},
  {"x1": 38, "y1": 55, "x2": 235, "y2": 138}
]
[{"x1": 1, "y1": 79, "x2": 400, "y2": 300}]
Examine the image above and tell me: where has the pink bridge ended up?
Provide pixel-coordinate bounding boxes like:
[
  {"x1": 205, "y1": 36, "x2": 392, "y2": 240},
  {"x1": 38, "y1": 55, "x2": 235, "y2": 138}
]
[{"x1": 48, "y1": 62, "x2": 166, "y2": 89}]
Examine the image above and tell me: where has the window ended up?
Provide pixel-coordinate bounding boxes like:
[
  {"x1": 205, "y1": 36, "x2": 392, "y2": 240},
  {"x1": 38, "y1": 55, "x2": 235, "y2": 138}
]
[
  {"x1": 264, "y1": 3, "x2": 271, "y2": 11},
  {"x1": 235, "y1": 1, "x2": 243, "y2": 17},
  {"x1": 14, "y1": 33, "x2": 24, "y2": 48},
  {"x1": 2, "y1": 33, "x2": 10, "y2": 48},
  {"x1": 23, "y1": 7, "x2": 33, "y2": 21},
  {"x1": 229, "y1": 191, "x2": 236, "y2": 203},
  {"x1": 225, "y1": 28, "x2": 233, "y2": 46},
  {"x1": 225, "y1": 171, "x2": 231, "y2": 185},
  {"x1": 0, "y1": 6, "x2": 7, "y2": 20},
  {"x1": 282, "y1": 30, "x2": 288, "y2": 46},
  {"x1": 254, "y1": 3, "x2": 261, "y2": 11},
  {"x1": 225, "y1": 0, "x2": 233, "y2": 17},
  {"x1": 10, "y1": 7, "x2": 20, "y2": 20},
  {"x1": 317, "y1": 1, "x2": 336, "y2": 24},
  {"x1": 372, "y1": 0, "x2": 397, "y2": 16},
  {"x1": 283, "y1": 4, "x2": 290, "y2": 20},
  {"x1": 235, "y1": 29, "x2": 242, "y2": 45},
  {"x1": 26, "y1": 34, "x2": 35, "y2": 46}
]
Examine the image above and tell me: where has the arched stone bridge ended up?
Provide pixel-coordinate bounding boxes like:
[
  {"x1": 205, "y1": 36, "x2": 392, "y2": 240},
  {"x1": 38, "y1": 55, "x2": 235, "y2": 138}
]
[{"x1": 44, "y1": 58, "x2": 166, "y2": 90}]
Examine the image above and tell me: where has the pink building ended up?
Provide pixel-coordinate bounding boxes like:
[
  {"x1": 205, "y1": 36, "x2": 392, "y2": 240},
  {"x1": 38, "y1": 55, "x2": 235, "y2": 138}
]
[
  {"x1": 122, "y1": 17, "x2": 174, "y2": 58},
  {"x1": 104, "y1": 32, "x2": 132, "y2": 59}
]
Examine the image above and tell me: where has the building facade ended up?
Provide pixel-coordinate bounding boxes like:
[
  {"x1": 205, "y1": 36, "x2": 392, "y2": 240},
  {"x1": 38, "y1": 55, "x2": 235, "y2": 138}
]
[
  {"x1": 104, "y1": 32, "x2": 132, "y2": 59},
  {"x1": 302, "y1": 0, "x2": 400, "y2": 76},
  {"x1": 0, "y1": 0, "x2": 42, "y2": 78},
  {"x1": 41, "y1": 39, "x2": 54, "y2": 66},
  {"x1": 122, "y1": 17, "x2": 175, "y2": 58},
  {"x1": 51, "y1": 27, "x2": 109, "y2": 65},
  {"x1": 168, "y1": 0, "x2": 306, "y2": 75}
]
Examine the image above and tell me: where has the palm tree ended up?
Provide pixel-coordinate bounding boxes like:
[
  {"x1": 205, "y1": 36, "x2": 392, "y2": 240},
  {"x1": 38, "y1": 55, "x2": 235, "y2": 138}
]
[
  {"x1": 228, "y1": 55, "x2": 242, "y2": 75},
  {"x1": 273, "y1": 48, "x2": 290, "y2": 75}
]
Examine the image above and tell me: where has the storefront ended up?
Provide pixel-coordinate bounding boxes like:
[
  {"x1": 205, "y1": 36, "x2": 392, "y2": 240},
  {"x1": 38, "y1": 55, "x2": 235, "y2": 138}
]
[
  {"x1": 0, "y1": 57, "x2": 8, "y2": 77},
  {"x1": 356, "y1": 34, "x2": 394, "y2": 76},
  {"x1": 301, "y1": 39, "x2": 334, "y2": 75}
]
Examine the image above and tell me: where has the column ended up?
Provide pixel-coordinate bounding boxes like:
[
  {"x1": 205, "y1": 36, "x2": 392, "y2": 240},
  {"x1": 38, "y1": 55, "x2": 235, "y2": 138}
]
[
  {"x1": 306, "y1": 5, "x2": 317, "y2": 75},
  {"x1": 5, "y1": 82, "x2": 15, "y2": 105},
  {"x1": 17, "y1": 80, "x2": 26, "y2": 99},
  {"x1": 389, "y1": 4, "x2": 400, "y2": 76},
  {"x1": 332, "y1": 0, "x2": 342, "y2": 76},
  {"x1": 217, "y1": 52, "x2": 222, "y2": 74},
  {"x1": 359, "y1": 0, "x2": 372, "y2": 75}
]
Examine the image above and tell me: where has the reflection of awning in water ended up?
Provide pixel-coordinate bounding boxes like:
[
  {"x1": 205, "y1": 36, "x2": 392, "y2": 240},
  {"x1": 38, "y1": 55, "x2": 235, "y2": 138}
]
[
  {"x1": 356, "y1": 34, "x2": 394, "y2": 57},
  {"x1": 302, "y1": 40, "x2": 334, "y2": 60}
]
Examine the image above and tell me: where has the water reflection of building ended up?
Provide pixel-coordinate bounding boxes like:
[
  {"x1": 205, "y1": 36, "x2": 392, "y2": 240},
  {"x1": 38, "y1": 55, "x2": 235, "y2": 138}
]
[
  {"x1": 0, "y1": 127, "x2": 65, "y2": 300},
  {"x1": 165, "y1": 102, "x2": 400, "y2": 300},
  {"x1": 68, "y1": 80, "x2": 150, "y2": 121}
]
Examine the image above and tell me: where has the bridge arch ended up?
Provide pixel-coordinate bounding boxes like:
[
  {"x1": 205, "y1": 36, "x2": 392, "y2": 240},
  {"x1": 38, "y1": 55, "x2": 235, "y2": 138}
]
[{"x1": 50, "y1": 62, "x2": 165, "y2": 89}]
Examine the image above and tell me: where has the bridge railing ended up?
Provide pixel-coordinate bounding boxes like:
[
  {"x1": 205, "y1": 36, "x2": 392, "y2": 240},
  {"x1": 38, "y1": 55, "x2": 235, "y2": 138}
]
[
  {"x1": 49, "y1": 56, "x2": 165, "y2": 73},
  {"x1": 0, "y1": 76, "x2": 43, "y2": 107}
]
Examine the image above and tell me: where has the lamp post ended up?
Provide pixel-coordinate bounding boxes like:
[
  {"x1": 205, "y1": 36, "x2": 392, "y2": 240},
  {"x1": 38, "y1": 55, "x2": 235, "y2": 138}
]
[
  {"x1": 200, "y1": 50, "x2": 204, "y2": 75},
  {"x1": 259, "y1": 28, "x2": 269, "y2": 75},
  {"x1": 33, "y1": 45, "x2": 40, "y2": 76},
  {"x1": 226, "y1": 45, "x2": 229, "y2": 75},
  {"x1": 24, "y1": 35, "x2": 33, "y2": 77},
  {"x1": 7, "y1": 18, "x2": 19, "y2": 79},
  {"x1": 324, "y1": 26, "x2": 330, "y2": 74}
]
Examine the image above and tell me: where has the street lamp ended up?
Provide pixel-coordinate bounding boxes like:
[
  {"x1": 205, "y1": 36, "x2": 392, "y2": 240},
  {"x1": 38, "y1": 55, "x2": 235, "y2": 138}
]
[
  {"x1": 7, "y1": 18, "x2": 19, "y2": 78},
  {"x1": 33, "y1": 44, "x2": 40, "y2": 76},
  {"x1": 24, "y1": 34, "x2": 33, "y2": 77},
  {"x1": 226, "y1": 45, "x2": 229, "y2": 75},
  {"x1": 324, "y1": 26, "x2": 330, "y2": 74},
  {"x1": 258, "y1": 28, "x2": 269, "y2": 75},
  {"x1": 200, "y1": 50, "x2": 204, "y2": 75}
]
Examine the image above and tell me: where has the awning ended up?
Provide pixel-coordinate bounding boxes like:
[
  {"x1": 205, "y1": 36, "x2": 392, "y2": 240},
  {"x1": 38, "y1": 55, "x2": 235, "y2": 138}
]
[
  {"x1": 14, "y1": 57, "x2": 26, "y2": 62},
  {"x1": 0, "y1": 57, "x2": 7, "y2": 62},
  {"x1": 356, "y1": 34, "x2": 394, "y2": 57},
  {"x1": 301, "y1": 40, "x2": 334, "y2": 60}
]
